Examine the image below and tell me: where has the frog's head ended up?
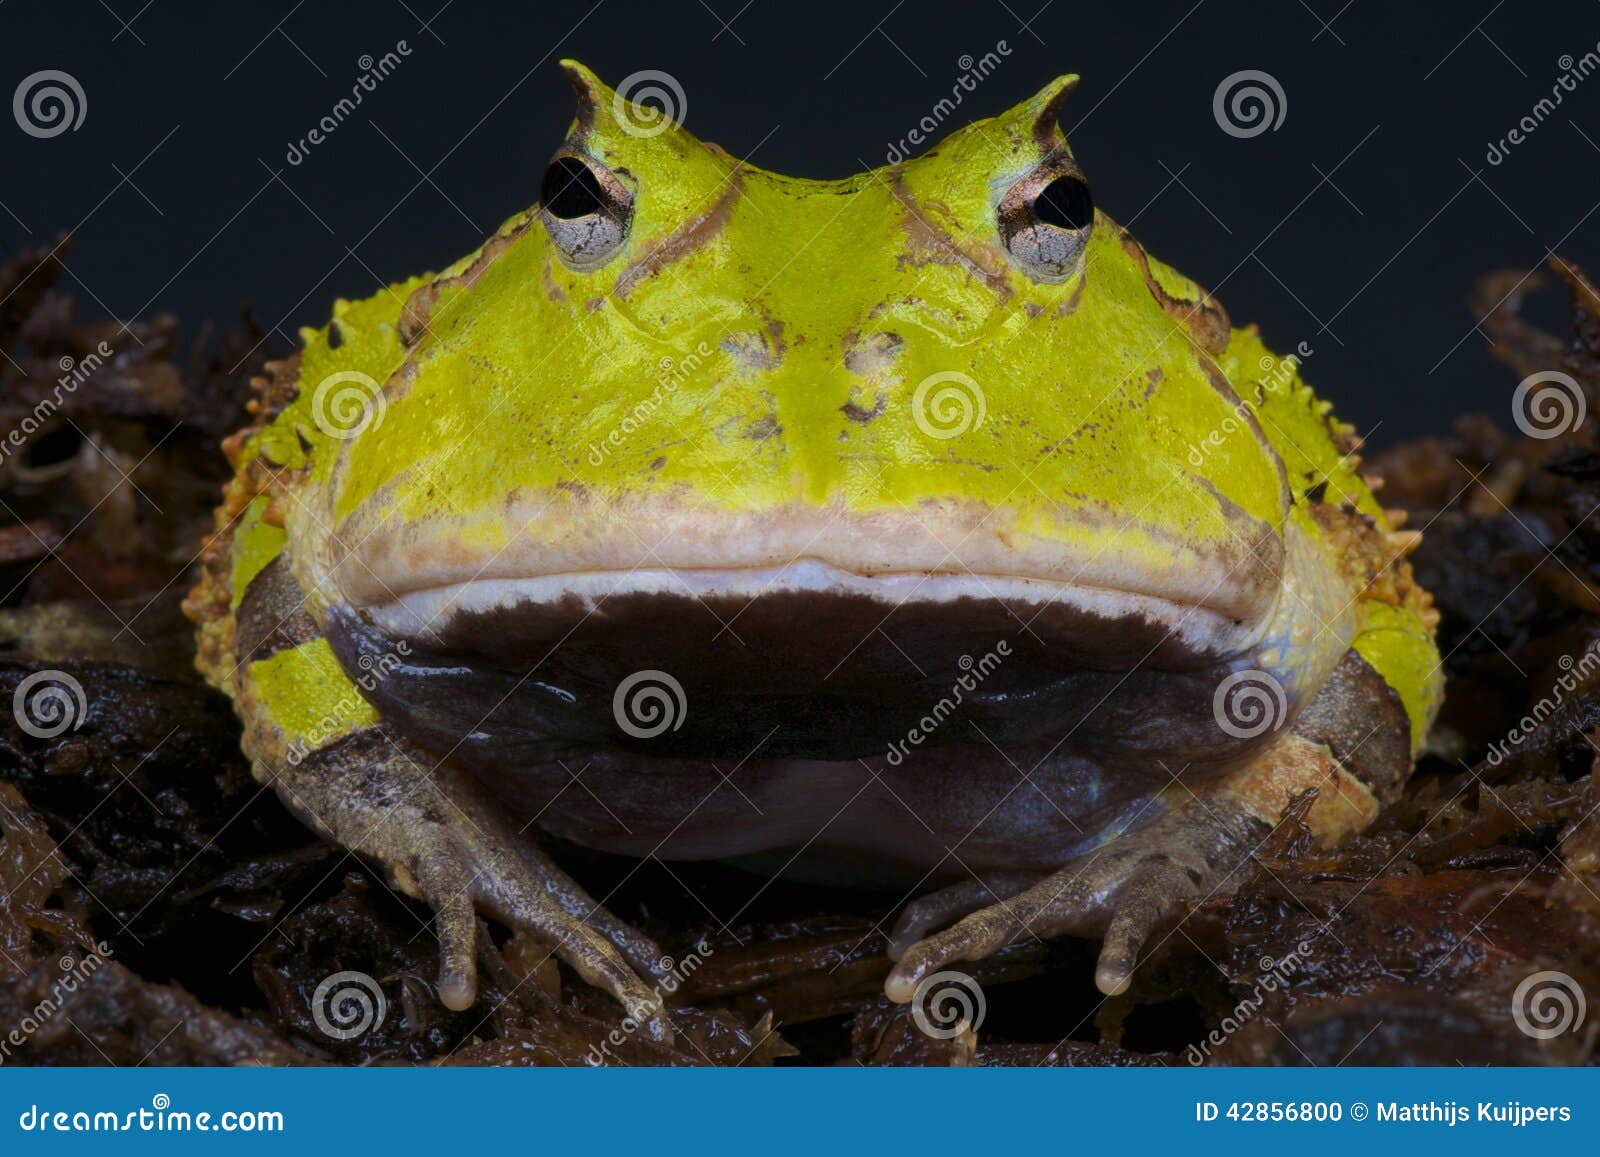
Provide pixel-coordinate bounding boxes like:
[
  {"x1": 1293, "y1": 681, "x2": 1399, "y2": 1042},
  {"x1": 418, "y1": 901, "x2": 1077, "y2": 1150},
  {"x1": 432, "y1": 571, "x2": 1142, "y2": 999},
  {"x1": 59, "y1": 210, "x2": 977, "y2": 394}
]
[{"x1": 305, "y1": 63, "x2": 1292, "y2": 763}]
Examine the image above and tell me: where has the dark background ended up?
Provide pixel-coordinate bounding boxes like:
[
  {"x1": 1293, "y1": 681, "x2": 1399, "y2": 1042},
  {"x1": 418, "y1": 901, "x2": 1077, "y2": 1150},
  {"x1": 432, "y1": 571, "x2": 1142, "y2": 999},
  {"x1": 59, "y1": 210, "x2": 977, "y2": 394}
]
[{"x1": 2, "y1": 0, "x2": 1597, "y2": 444}]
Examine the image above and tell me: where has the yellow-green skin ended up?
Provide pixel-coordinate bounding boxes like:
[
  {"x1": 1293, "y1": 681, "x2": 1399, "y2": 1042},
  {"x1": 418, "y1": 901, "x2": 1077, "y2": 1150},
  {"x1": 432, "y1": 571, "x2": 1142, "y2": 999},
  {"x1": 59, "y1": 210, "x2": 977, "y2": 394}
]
[
  {"x1": 202, "y1": 65, "x2": 1441, "y2": 920},
  {"x1": 222, "y1": 67, "x2": 1435, "y2": 754}
]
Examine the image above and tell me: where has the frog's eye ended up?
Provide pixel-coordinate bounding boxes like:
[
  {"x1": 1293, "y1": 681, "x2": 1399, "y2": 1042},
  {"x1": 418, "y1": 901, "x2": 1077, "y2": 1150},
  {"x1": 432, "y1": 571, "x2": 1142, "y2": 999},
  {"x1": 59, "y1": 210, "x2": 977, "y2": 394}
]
[
  {"x1": 539, "y1": 152, "x2": 633, "y2": 268},
  {"x1": 998, "y1": 164, "x2": 1094, "y2": 281}
]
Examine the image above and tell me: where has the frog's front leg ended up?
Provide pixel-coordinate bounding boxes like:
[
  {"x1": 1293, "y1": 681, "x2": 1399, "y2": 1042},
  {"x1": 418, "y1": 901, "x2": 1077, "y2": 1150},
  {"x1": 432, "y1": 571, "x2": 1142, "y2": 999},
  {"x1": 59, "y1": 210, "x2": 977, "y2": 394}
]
[
  {"x1": 234, "y1": 565, "x2": 671, "y2": 1040},
  {"x1": 886, "y1": 636, "x2": 1430, "y2": 1001}
]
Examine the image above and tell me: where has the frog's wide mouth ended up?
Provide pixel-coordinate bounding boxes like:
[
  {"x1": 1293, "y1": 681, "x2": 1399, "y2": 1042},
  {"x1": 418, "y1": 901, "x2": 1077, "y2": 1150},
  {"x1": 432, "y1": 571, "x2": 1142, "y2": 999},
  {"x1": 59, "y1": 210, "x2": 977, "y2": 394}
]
[{"x1": 321, "y1": 555, "x2": 1284, "y2": 767}]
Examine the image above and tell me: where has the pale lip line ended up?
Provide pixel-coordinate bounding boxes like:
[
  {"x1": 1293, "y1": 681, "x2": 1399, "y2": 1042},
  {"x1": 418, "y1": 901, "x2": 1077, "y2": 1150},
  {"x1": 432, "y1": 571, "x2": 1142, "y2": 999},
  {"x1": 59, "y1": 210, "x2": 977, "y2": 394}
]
[{"x1": 354, "y1": 558, "x2": 1274, "y2": 659}]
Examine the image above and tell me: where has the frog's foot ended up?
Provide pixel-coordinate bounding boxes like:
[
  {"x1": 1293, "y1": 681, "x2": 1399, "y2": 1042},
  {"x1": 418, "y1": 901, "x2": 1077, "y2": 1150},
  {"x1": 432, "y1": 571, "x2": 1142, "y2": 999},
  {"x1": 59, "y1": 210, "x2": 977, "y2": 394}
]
[
  {"x1": 885, "y1": 799, "x2": 1267, "y2": 1000},
  {"x1": 265, "y1": 729, "x2": 673, "y2": 1042}
]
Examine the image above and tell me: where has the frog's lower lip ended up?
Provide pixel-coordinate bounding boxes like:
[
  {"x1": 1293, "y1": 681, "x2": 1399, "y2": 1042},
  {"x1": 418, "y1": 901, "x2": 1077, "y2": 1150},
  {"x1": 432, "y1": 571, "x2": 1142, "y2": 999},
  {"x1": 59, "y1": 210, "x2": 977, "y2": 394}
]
[{"x1": 363, "y1": 560, "x2": 1264, "y2": 659}]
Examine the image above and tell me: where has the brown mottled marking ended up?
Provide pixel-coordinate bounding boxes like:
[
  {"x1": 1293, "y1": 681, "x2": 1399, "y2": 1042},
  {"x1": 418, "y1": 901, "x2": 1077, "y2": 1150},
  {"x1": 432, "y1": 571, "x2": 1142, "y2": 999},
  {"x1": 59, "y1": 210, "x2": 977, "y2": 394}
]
[
  {"x1": 1031, "y1": 78, "x2": 1080, "y2": 151},
  {"x1": 614, "y1": 172, "x2": 743, "y2": 298},
  {"x1": 891, "y1": 175, "x2": 1011, "y2": 299},
  {"x1": 1292, "y1": 649, "x2": 1412, "y2": 803},
  {"x1": 1117, "y1": 230, "x2": 1231, "y2": 354},
  {"x1": 236, "y1": 554, "x2": 321, "y2": 664},
  {"x1": 399, "y1": 214, "x2": 538, "y2": 345}
]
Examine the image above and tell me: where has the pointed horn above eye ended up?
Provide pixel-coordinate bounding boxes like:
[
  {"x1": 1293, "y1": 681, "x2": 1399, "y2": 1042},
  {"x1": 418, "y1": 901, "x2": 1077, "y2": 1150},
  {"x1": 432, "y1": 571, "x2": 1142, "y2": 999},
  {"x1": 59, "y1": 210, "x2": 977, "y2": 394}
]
[
  {"x1": 1025, "y1": 74, "x2": 1080, "y2": 146},
  {"x1": 558, "y1": 58, "x2": 614, "y2": 131}
]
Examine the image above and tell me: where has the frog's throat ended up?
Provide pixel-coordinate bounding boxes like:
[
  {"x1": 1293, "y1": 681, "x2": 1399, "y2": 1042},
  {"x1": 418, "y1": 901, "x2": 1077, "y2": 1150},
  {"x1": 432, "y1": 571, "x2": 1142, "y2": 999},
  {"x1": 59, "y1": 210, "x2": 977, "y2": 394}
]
[{"x1": 362, "y1": 561, "x2": 1269, "y2": 663}]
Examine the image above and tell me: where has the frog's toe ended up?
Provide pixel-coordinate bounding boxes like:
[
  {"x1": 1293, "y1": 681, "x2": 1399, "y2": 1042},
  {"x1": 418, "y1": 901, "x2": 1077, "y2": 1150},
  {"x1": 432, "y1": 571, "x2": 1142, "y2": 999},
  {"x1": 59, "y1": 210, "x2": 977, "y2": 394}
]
[{"x1": 885, "y1": 874, "x2": 1040, "y2": 962}]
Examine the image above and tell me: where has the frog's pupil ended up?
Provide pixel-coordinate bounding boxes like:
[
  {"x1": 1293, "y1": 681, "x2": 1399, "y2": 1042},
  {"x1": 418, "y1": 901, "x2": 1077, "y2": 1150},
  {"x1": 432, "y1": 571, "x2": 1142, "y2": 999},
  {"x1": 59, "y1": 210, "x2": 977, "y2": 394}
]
[
  {"x1": 542, "y1": 157, "x2": 606, "y2": 219},
  {"x1": 1034, "y1": 176, "x2": 1093, "y2": 231}
]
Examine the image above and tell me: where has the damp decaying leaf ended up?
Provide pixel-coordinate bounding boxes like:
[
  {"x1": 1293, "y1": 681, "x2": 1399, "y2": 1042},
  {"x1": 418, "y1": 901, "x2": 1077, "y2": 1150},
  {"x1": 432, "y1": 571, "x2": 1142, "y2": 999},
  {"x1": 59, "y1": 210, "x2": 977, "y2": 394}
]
[{"x1": 0, "y1": 243, "x2": 1596, "y2": 1066}]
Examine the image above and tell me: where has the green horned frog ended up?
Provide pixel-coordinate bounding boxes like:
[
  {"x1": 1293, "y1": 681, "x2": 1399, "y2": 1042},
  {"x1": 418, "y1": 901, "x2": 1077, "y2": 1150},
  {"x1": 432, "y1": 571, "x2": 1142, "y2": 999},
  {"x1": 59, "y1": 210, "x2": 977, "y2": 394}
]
[{"x1": 187, "y1": 64, "x2": 1442, "y2": 1042}]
